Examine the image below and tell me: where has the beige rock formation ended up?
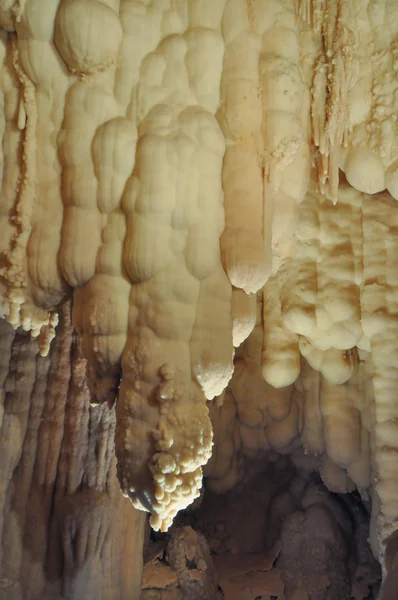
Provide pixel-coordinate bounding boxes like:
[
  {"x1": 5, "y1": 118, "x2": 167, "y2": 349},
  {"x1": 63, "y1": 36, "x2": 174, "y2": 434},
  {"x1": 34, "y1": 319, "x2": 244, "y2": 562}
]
[
  {"x1": 0, "y1": 302, "x2": 145, "y2": 599},
  {"x1": 0, "y1": 1, "x2": 397, "y2": 598}
]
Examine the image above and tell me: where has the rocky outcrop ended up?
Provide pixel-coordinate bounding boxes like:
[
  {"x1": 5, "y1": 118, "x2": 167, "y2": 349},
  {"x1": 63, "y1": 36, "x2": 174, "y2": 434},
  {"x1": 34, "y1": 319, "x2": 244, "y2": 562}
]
[{"x1": 0, "y1": 301, "x2": 145, "y2": 600}]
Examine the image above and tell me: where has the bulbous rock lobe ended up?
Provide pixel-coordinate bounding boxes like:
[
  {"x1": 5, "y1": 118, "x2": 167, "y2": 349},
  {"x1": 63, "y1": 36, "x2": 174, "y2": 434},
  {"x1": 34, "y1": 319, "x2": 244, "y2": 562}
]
[{"x1": 54, "y1": 0, "x2": 122, "y2": 75}]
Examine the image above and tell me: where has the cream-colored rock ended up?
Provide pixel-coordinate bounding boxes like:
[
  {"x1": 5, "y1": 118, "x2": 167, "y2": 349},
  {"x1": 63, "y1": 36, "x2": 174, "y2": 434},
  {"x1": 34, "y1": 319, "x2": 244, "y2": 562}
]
[
  {"x1": 231, "y1": 287, "x2": 256, "y2": 348},
  {"x1": 299, "y1": 337, "x2": 358, "y2": 385},
  {"x1": 345, "y1": 148, "x2": 386, "y2": 194},
  {"x1": 262, "y1": 276, "x2": 300, "y2": 388},
  {"x1": 386, "y1": 160, "x2": 398, "y2": 199},
  {"x1": 55, "y1": 0, "x2": 123, "y2": 75},
  {"x1": 304, "y1": 0, "x2": 398, "y2": 202},
  {"x1": 0, "y1": 1, "x2": 397, "y2": 577}
]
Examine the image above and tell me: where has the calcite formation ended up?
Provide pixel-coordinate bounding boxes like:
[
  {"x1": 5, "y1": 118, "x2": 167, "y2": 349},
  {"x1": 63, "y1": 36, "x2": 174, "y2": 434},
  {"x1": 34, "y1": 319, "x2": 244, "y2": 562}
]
[
  {"x1": 0, "y1": 1, "x2": 397, "y2": 592},
  {"x1": 0, "y1": 303, "x2": 146, "y2": 599}
]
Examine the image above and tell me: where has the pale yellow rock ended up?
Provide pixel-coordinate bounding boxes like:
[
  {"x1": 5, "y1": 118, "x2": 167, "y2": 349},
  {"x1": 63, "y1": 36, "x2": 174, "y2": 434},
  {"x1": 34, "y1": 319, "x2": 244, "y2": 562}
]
[
  {"x1": 386, "y1": 160, "x2": 398, "y2": 200},
  {"x1": 54, "y1": 0, "x2": 123, "y2": 75},
  {"x1": 345, "y1": 148, "x2": 386, "y2": 194},
  {"x1": 299, "y1": 337, "x2": 358, "y2": 385},
  {"x1": 262, "y1": 276, "x2": 300, "y2": 388},
  {"x1": 231, "y1": 287, "x2": 256, "y2": 348},
  {"x1": 0, "y1": 0, "x2": 397, "y2": 566}
]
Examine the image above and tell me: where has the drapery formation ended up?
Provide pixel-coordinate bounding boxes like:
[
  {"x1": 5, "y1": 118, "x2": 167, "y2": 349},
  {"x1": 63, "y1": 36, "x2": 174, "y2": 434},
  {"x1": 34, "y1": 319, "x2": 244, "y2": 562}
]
[{"x1": 0, "y1": 302, "x2": 145, "y2": 599}]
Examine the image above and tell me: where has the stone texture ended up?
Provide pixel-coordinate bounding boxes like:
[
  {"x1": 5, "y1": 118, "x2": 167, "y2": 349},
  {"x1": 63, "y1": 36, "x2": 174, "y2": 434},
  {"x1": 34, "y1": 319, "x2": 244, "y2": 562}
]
[{"x1": 0, "y1": 302, "x2": 145, "y2": 600}]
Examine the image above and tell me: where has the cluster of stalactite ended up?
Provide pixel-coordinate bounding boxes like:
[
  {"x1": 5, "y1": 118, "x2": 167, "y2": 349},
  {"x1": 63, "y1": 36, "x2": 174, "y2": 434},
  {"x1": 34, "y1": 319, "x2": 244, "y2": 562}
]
[{"x1": 0, "y1": 1, "x2": 397, "y2": 583}]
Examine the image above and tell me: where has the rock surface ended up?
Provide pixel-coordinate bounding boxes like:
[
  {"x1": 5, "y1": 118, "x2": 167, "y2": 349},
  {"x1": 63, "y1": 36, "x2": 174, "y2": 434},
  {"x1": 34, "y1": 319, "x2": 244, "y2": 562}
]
[{"x1": 0, "y1": 302, "x2": 145, "y2": 600}]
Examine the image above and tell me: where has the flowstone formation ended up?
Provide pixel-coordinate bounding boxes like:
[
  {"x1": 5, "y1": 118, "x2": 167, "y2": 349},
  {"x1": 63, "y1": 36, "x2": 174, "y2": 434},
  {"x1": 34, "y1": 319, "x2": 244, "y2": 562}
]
[
  {"x1": 0, "y1": 303, "x2": 146, "y2": 600},
  {"x1": 0, "y1": 1, "x2": 397, "y2": 597}
]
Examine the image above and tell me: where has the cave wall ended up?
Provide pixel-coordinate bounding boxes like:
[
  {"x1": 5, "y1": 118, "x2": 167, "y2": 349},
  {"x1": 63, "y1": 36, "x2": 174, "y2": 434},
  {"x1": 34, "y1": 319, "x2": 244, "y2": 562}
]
[
  {"x1": 0, "y1": 301, "x2": 145, "y2": 600},
  {"x1": 0, "y1": 1, "x2": 397, "y2": 597}
]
